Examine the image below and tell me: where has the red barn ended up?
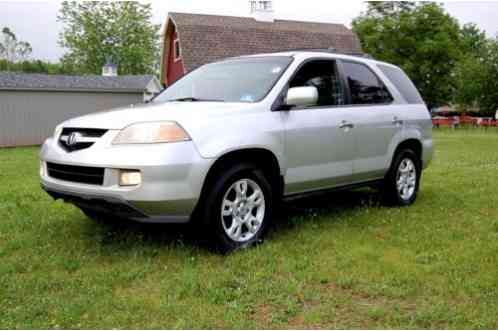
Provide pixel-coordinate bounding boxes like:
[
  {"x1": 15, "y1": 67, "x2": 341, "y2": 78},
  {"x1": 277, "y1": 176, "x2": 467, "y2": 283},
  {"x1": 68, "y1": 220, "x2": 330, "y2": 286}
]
[{"x1": 160, "y1": 2, "x2": 362, "y2": 86}]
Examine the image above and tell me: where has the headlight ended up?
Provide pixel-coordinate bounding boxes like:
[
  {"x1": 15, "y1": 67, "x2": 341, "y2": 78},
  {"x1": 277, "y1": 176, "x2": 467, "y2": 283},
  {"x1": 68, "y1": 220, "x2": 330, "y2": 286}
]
[
  {"x1": 53, "y1": 124, "x2": 63, "y2": 139},
  {"x1": 112, "y1": 121, "x2": 191, "y2": 145}
]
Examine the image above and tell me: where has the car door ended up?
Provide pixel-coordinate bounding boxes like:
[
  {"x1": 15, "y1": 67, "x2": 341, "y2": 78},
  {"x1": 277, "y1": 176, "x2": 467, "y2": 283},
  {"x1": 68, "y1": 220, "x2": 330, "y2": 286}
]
[
  {"x1": 337, "y1": 60, "x2": 402, "y2": 182},
  {"x1": 281, "y1": 59, "x2": 356, "y2": 195}
]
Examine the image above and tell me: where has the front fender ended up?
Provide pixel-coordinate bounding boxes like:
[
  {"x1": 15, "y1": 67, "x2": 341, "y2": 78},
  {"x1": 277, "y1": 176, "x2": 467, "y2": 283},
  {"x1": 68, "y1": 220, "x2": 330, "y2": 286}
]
[{"x1": 182, "y1": 111, "x2": 287, "y2": 174}]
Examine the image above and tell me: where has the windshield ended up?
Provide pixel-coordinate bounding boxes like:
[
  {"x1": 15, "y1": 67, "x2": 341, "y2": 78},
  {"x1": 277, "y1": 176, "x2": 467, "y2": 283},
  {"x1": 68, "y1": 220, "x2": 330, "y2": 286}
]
[{"x1": 154, "y1": 56, "x2": 293, "y2": 103}]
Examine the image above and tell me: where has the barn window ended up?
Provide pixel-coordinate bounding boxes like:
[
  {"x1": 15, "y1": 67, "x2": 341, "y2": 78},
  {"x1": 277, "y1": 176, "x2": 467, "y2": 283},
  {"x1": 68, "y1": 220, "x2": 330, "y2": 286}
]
[{"x1": 174, "y1": 39, "x2": 181, "y2": 61}]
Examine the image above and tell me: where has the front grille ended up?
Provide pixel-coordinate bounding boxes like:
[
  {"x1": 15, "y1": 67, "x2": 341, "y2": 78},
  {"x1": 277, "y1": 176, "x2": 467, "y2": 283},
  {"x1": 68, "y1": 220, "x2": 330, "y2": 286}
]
[
  {"x1": 59, "y1": 128, "x2": 108, "y2": 152},
  {"x1": 61, "y1": 128, "x2": 108, "y2": 137},
  {"x1": 47, "y1": 162, "x2": 105, "y2": 185}
]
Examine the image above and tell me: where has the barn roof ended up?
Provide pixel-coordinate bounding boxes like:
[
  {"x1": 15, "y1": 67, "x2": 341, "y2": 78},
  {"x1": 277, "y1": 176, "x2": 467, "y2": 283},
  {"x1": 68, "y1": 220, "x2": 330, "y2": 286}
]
[
  {"x1": 0, "y1": 72, "x2": 157, "y2": 93},
  {"x1": 165, "y1": 12, "x2": 362, "y2": 75}
]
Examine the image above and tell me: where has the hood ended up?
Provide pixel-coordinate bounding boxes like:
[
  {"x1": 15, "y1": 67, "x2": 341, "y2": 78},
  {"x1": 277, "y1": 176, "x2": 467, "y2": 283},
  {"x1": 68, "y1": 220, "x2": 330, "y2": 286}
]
[{"x1": 61, "y1": 101, "x2": 257, "y2": 130}]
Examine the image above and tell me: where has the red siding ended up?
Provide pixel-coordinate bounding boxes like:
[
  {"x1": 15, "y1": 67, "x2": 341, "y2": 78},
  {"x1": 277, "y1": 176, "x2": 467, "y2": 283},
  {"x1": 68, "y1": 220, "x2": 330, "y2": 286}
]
[{"x1": 166, "y1": 30, "x2": 184, "y2": 86}]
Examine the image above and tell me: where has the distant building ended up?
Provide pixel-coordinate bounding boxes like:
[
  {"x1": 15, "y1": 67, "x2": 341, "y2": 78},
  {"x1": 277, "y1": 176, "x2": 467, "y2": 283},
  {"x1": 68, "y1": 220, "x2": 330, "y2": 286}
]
[
  {"x1": 0, "y1": 71, "x2": 161, "y2": 147},
  {"x1": 102, "y1": 58, "x2": 118, "y2": 77},
  {"x1": 160, "y1": 0, "x2": 362, "y2": 85}
]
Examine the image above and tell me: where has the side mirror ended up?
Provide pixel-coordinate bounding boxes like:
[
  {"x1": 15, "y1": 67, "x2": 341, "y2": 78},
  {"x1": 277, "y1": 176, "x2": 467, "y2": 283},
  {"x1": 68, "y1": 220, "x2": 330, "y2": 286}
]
[{"x1": 285, "y1": 86, "x2": 318, "y2": 108}]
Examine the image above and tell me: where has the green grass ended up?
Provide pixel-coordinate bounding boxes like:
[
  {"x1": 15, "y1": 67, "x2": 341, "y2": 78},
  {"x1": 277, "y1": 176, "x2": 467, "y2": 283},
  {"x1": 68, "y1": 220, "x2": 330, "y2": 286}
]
[{"x1": 1, "y1": 129, "x2": 498, "y2": 329}]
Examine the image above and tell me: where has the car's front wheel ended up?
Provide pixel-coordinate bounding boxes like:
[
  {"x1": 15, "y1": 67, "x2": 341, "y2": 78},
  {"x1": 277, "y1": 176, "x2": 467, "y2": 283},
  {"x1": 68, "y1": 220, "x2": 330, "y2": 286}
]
[{"x1": 201, "y1": 163, "x2": 273, "y2": 253}]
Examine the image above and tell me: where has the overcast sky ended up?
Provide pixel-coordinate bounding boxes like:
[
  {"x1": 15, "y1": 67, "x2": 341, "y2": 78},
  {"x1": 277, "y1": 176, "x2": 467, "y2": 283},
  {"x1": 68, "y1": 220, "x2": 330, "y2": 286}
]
[{"x1": 1, "y1": 0, "x2": 498, "y2": 61}]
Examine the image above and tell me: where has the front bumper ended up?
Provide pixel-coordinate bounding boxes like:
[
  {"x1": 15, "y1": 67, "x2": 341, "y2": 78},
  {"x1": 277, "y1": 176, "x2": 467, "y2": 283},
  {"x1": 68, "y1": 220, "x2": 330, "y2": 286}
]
[{"x1": 40, "y1": 131, "x2": 214, "y2": 223}]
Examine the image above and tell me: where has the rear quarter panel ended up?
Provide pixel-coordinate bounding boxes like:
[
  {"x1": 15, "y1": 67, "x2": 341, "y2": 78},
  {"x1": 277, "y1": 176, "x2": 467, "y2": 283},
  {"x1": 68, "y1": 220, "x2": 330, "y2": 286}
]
[
  {"x1": 383, "y1": 104, "x2": 433, "y2": 171},
  {"x1": 400, "y1": 104, "x2": 433, "y2": 169},
  {"x1": 372, "y1": 61, "x2": 433, "y2": 170}
]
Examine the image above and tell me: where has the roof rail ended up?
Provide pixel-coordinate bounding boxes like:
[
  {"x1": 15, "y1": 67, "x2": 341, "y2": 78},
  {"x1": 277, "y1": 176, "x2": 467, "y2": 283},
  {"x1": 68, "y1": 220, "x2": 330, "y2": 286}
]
[{"x1": 282, "y1": 48, "x2": 373, "y2": 59}]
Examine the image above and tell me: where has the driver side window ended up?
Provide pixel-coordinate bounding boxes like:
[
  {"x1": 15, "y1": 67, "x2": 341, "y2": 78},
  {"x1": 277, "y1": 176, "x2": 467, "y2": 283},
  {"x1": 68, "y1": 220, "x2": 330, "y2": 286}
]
[{"x1": 289, "y1": 60, "x2": 345, "y2": 107}]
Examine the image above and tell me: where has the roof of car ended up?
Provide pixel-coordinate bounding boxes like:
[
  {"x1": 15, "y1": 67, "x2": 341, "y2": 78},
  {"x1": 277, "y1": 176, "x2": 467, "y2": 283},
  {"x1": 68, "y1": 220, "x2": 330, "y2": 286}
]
[
  {"x1": 235, "y1": 51, "x2": 405, "y2": 70},
  {"x1": 227, "y1": 50, "x2": 379, "y2": 64}
]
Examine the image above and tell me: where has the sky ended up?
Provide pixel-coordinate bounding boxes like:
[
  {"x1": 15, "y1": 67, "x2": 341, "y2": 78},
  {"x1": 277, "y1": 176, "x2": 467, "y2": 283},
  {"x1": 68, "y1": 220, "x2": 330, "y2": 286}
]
[{"x1": 1, "y1": 0, "x2": 498, "y2": 61}]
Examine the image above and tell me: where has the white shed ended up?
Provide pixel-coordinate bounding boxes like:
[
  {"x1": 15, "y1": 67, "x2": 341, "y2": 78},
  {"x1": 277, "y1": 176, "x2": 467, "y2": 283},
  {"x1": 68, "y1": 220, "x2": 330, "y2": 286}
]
[{"x1": 0, "y1": 72, "x2": 162, "y2": 147}]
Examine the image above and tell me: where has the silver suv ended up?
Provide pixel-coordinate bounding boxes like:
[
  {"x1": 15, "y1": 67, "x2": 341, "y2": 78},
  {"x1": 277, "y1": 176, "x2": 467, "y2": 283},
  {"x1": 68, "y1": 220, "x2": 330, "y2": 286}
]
[{"x1": 40, "y1": 51, "x2": 433, "y2": 251}]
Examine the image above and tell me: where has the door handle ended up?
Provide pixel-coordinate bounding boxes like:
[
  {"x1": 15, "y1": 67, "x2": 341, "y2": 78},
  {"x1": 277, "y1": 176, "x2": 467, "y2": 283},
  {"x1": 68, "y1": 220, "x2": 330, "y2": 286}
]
[
  {"x1": 392, "y1": 117, "x2": 404, "y2": 125},
  {"x1": 339, "y1": 121, "x2": 354, "y2": 129}
]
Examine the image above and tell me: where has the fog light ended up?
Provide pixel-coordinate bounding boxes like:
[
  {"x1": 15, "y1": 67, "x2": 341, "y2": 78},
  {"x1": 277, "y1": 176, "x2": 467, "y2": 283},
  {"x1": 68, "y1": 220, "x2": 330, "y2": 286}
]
[
  {"x1": 39, "y1": 161, "x2": 44, "y2": 177},
  {"x1": 119, "y1": 170, "x2": 142, "y2": 186}
]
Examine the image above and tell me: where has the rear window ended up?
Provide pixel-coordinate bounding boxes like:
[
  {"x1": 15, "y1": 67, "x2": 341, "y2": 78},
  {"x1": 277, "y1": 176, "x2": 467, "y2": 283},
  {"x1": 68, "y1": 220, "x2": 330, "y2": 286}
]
[{"x1": 378, "y1": 65, "x2": 424, "y2": 104}]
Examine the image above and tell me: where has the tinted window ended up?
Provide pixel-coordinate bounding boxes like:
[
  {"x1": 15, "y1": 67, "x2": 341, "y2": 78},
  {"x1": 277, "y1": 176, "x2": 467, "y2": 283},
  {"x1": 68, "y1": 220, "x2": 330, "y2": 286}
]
[
  {"x1": 342, "y1": 61, "x2": 392, "y2": 105},
  {"x1": 378, "y1": 64, "x2": 424, "y2": 104},
  {"x1": 155, "y1": 56, "x2": 292, "y2": 103},
  {"x1": 289, "y1": 60, "x2": 345, "y2": 107}
]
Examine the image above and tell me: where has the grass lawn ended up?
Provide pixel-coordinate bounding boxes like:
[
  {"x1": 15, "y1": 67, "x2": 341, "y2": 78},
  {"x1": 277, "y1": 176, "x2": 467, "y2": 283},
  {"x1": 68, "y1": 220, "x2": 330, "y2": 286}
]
[{"x1": 1, "y1": 129, "x2": 498, "y2": 329}]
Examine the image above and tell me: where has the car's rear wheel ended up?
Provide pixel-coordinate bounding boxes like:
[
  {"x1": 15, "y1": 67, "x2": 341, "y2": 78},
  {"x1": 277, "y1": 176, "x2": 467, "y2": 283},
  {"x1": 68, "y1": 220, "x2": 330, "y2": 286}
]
[
  {"x1": 383, "y1": 149, "x2": 421, "y2": 206},
  {"x1": 201, "y1": 163, "x2": 273, "y2": 253}
]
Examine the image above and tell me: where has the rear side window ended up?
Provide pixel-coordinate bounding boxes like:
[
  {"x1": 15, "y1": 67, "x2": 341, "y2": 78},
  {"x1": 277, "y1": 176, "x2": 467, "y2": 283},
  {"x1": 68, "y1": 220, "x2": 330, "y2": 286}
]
[
  {"x1": 378, "y1": 64, "x2": 424, "y2": 104},
  {"x1": 341, "y1": 61, "x2": 392, "y2": 105}
]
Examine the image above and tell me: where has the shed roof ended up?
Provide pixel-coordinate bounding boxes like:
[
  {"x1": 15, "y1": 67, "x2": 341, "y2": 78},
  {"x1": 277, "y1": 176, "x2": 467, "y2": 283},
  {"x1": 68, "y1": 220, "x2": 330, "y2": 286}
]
[
  {"x1": 165, "y1": 12, "x2": 362, "y2": 75},
  {"x1": 0, "y1": 72, "x2": 156, "y2": 93}
]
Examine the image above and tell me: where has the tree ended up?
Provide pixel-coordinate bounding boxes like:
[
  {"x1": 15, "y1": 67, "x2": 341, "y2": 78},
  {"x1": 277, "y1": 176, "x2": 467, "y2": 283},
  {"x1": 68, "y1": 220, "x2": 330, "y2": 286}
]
[
  {"x1": 452, "y1": 54, "x2": 483, "y2": 113},
  {"x1": 0, "y1": 27, "x2": 32, "y2": 65},
  {"x1": 0, "y1": 59, "x2": 75, "y2": 74},
  {"x1": 474, "y1": 40, "x2": 498, "y2": 116},
  {"x1": 451, "y1": 23, "x2": 498, "y2": 116},
  {"x1": 452, "y1": 23, "x2": 490, "y2": 114},
  {"x1": 353, "y1": 2, "x2": 462, "y2": 108},
  {"x1": 58, "y1": 1, "x2": 160, "y2": 75},
  {"x1": 366, "y1": 1, "x2": 416, "y2": 17},
  {"x1": 459, "y1": 23, "x2": 487, "y2": 56},
  {"x1": 0, "y1": 27, "x2": 75, "y2": 75}
]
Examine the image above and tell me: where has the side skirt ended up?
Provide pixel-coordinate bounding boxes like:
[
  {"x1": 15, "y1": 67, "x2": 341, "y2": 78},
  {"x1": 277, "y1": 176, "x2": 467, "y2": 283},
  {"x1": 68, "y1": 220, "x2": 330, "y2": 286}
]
[{"x1": 282, "y1": 179, "x2": 384, "y2": 203}]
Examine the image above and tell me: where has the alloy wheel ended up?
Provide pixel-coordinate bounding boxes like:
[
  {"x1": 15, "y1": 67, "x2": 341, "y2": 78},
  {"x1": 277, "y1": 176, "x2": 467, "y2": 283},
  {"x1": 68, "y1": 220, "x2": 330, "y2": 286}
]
[
  {"x1": 220, "y1": 178, "x2": 265, "y2": 242},
  {"x1": 396, "y1": 158, "x2": 417, "y2": 201}
]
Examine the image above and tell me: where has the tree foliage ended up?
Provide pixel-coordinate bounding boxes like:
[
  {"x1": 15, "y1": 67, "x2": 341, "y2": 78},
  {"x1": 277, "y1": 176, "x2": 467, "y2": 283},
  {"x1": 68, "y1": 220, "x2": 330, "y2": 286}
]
[
  {"x1": 458, "y1": 39, "x2": 498, "y2": 116},
  {"x1": 0, "y1": 27, "x2": 32, "y2": 66},
  {"x1": 0, "y1": 26, "x2": 74, "y2": 75},
  {"x1": 366, "y1": 1, "x2": 416, "y2": 17},
  {"x1": 58, "y1": 1, "x2": 160, "y2": 75},
  {"x1": 353, "y1": 2, "x2": 462, "y2": 108},
  {"x1": 459, "y1": 23, "x2": 487, "y2": 55},
  {"x1": 453, "y1": 26, "x2": 498, "y2": 116},
  {"x1": 0, "y1": 59, "x2": 75, "y2": 74}
]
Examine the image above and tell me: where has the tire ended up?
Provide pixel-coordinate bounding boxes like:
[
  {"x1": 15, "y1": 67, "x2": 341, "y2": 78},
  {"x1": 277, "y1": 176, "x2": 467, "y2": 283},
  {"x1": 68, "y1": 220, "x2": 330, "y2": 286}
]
[
  {"x1": 383, "y1": 149, "x2": 421, "y2": 206},
  {"x1": 200, "y1": 163, "x2": 273, "y2": 253}
]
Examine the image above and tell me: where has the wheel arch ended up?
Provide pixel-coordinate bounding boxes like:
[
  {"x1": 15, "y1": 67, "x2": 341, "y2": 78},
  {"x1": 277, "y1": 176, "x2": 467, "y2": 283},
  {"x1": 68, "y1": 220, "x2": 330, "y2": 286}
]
[
  {"x1": 390, "y1": 138, "x2": 423, "y2": 170},
  {"x1": 198, "y1": 148, "x2": 284, "y2": 206}
]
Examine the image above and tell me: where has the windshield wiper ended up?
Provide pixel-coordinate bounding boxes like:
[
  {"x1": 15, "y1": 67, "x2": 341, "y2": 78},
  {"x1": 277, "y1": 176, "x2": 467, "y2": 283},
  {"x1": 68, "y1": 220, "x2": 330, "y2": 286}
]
[{"x1": 167, "y1": 97, "x2": 224, "y2": 102}]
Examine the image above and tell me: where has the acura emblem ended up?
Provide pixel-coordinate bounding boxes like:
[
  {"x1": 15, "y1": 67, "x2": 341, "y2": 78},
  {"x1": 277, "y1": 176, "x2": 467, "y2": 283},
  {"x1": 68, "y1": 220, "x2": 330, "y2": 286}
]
[{"x1": 67, "y1": 132, "x2": 82, "y2": 146}]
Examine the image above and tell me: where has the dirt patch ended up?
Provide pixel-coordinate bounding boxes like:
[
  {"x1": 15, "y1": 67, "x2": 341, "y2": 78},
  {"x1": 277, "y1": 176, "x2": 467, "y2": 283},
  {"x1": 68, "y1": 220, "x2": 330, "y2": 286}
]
[{"x1": 253, "y1": 281, "x2": 417, "y2": 329}]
